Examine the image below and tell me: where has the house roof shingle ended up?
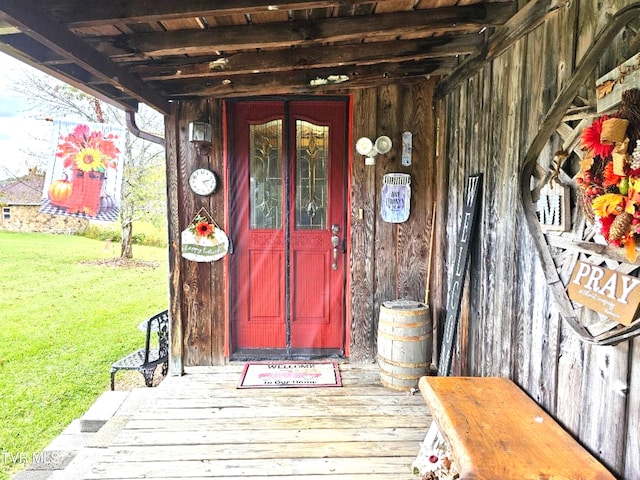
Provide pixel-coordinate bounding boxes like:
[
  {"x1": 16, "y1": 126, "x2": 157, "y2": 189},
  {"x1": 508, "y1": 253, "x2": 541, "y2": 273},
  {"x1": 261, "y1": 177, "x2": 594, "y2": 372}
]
[{"x1": 0, "y1": 174, "x2": 45, "y2": 205}]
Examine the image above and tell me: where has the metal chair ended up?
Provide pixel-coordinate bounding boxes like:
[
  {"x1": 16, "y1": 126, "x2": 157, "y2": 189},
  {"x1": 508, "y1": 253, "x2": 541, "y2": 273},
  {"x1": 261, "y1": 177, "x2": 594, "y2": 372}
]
[{"x1": 110, "y1": 310, "x2": 169, "y2": 390}]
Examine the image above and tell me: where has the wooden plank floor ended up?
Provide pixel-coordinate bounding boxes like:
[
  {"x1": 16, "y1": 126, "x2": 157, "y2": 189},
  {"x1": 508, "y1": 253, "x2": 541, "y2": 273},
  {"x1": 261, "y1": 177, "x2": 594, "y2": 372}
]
[{"x1": 85, "y1": 364, "x2": 431, "y2": 479}]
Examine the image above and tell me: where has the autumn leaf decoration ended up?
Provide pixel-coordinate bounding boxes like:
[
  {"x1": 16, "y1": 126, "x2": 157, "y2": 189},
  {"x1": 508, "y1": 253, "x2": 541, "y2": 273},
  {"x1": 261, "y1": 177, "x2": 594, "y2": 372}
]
[{"x1": 56, "y1": 124, "x2": 120, "y2": 172}]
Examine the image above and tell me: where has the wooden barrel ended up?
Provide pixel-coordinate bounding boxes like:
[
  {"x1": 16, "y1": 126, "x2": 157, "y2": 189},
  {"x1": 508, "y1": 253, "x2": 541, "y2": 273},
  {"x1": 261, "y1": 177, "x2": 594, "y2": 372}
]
[{"x1": 377, "y1": 300, "x2": 432, "y2": 391}]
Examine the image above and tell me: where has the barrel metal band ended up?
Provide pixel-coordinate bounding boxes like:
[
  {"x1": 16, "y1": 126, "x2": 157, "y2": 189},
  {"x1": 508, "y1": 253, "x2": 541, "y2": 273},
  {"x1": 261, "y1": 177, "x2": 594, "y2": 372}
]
[
  {"x1": 378, "y1": 354, "x2": 430, "y2": 369},
  {"x1": 380, "y1": 308, "x2": 427, "y2": 317},
  {"x1": 377, "y1": 330, "x2": 431, "y2": 342}
]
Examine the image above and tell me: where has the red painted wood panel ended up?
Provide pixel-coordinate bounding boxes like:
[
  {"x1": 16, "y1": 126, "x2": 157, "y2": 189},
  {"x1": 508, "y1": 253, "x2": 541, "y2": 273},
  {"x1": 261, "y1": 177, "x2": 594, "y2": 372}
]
[{"x1": 229, "y1": 99, "x2": 346, "y2": 353}]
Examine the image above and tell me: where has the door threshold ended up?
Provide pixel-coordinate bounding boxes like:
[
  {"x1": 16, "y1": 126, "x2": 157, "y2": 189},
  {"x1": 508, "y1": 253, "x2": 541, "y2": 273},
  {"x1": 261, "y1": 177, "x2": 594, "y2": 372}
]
[{"x1": 231, "y1": 348, "x2": 344, "y2": 362}]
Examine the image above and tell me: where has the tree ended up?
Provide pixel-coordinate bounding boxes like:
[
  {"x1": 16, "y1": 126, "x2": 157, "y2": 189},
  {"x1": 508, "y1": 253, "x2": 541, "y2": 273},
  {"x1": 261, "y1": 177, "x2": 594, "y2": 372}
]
[{"x1": 10, "y1": 67, "x2": 166, "y2": 259}]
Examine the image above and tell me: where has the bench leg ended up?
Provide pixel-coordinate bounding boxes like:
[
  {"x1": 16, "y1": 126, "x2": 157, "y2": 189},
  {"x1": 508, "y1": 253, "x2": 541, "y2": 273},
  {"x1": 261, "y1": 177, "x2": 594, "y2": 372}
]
[
  {"x1": 110, "y1": 368, "x2": 117, "y2": 391},
  {"x1": 140, "y1": 367, "x2": 155, "y2": 387},
  {"x1": 161, "y1": 361, "x2": 168, "y2": 377}
]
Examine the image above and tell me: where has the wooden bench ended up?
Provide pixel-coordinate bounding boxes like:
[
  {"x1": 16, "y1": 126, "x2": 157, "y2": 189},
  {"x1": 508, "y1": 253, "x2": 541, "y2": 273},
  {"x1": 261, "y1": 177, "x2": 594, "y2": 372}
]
[
  {"x1": 110, "y1": 310, "x2": 169, "y2": 390},
  {"x1": 418, "y1": 376, "x2": 615, "y2": 480}
]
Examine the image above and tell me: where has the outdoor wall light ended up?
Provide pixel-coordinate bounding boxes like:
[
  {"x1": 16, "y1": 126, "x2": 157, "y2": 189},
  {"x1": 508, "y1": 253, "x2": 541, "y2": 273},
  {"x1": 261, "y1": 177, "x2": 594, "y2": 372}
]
[
  {"x1": 188, "y1": 121, "x2": 212, "y2": 156},
  {"x1": 355, "y1": 135, "x2": 392, "y2": 165}
]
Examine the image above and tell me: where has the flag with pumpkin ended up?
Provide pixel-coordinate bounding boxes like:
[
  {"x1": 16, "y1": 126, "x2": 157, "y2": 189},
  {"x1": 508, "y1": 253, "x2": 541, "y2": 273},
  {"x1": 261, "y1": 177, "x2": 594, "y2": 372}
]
[{"x1": 40, "y1": 121, "x2": 124, "y2": 220}]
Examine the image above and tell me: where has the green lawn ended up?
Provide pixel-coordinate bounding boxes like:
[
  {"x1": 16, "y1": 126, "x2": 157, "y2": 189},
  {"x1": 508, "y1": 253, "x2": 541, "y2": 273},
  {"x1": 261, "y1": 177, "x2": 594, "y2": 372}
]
[{"x1": 0, "y1": 231, "x2": 169, "y2": 478}]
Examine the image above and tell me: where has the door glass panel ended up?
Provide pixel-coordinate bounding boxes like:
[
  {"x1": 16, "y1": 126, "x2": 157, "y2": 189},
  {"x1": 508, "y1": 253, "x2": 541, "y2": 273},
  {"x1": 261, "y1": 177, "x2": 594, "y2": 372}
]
[
  {"x1": 296, "y1": 120, "x2": 328, "y2": 230},
  {"x1": 249, "y1": 120, "x2": 283, "y2": 229}
]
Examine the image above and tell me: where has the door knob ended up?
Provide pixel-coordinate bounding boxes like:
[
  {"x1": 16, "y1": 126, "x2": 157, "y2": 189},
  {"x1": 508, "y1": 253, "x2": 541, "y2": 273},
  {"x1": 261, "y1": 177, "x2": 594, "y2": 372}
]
[{"x1": 331, "y1": 224, "x2": 340, "y2": 270}]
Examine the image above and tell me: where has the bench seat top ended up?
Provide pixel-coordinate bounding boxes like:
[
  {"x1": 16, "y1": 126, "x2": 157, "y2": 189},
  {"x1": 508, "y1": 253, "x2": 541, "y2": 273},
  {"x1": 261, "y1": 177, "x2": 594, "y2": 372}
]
[{"x1": 419, "y1": 376, "x2": 615, "y2": 480}]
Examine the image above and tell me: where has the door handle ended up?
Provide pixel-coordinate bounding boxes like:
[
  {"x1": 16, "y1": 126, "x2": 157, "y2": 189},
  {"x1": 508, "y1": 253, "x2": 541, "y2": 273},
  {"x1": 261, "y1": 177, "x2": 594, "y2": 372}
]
[{"x1": 331, "y1": 224, "x2": 340, "y2": 270}]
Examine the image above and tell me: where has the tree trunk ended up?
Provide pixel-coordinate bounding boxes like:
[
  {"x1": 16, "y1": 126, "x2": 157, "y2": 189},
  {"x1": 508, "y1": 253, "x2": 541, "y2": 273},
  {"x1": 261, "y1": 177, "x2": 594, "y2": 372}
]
[{"x1": 121, "y1": 221, "x2": 133, "y2": 259}]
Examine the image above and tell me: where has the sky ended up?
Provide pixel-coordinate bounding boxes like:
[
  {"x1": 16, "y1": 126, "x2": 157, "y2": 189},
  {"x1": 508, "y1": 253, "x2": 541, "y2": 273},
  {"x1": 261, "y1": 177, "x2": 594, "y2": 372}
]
[{"x1": 0, "y1": 52, "x2": 53, "y2": 180}]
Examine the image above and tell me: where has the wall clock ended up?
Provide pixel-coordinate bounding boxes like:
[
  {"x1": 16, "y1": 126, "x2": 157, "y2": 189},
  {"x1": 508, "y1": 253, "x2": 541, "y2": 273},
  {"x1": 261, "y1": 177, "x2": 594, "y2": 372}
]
[{"x1": 189, "y1": 168, "x2": 218, "y2": 196}]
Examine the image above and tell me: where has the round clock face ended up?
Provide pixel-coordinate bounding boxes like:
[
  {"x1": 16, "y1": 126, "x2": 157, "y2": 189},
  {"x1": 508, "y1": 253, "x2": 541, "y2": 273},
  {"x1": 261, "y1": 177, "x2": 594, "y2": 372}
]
[{"x1": 189, "y1": 168, "x2": 217, "y2": 196}]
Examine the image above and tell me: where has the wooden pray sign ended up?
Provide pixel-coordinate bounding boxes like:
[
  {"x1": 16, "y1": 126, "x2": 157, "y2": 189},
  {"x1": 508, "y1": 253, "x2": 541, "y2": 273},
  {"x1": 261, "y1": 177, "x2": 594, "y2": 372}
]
[
  {"x1": 536, "y1": 182, "x2": 571, "y2": 232},
  {"x1": 596, "y1": 51, "x2": 640, "y2": 113},
  {"x1": 438, "y1": 174, "x2": 482, "y2": 377},
  {"x1": 567, "y1": 260, "x2": 640, "y2": 326}
]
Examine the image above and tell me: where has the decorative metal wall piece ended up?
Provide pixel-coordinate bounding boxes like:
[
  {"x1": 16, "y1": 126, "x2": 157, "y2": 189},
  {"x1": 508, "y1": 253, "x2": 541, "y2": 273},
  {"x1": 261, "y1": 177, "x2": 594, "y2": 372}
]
[{"x1": 381, "y1": 173, "x2": 411, "y2": 223}]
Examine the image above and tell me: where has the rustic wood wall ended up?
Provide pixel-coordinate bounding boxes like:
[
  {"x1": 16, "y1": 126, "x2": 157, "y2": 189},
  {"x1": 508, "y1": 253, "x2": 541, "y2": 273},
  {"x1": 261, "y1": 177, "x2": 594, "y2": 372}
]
[
  {"x1": 167, "y1": 98, "x2": 226, "y2": 371},
  {"x1": 441, "y1": 2, "x2": 639, "y2": 478},
  {"x1": 349, "y1": 80, "x2": 442, "y2": 363},
  {"x1": 166, "y1": 81, "x2": 441, "y2": 369}
]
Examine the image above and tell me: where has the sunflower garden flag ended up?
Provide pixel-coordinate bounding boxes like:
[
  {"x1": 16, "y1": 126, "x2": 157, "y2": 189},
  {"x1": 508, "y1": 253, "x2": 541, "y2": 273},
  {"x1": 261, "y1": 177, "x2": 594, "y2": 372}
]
[{"x1": 40, "y1": 120, "x2": 125, "y2": 221}]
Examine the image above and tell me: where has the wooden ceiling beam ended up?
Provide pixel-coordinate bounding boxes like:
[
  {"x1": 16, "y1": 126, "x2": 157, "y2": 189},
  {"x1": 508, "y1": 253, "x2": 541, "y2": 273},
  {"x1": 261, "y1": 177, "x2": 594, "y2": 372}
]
[
  {"x1": 90, "y1": 4, "x2": 516, "y2": 59},
  {"x1": 0, "y1": 40, "x2": 139, "y2": 112},
  {"x1": 155, "y1": 58, "x2": 456, "y2": 98},
  {"x1": 0, "y1": 0, "x2": 170, "y2": 114},
  {"x1": 435, "y1": 0, "x2": 568, "y2": 98},
  {"x1": 132, "y1": 35, "x2": 482, "y2": 80},
  {"x1": 37, "y1": 0, "x2": 379, "y2": 28}
]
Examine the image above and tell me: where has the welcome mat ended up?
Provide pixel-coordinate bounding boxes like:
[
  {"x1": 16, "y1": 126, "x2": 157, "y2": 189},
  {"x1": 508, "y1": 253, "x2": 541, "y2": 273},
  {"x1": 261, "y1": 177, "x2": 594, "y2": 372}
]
[{"x1": 237, "y1": 361, "x2": 342, "y2": 388}]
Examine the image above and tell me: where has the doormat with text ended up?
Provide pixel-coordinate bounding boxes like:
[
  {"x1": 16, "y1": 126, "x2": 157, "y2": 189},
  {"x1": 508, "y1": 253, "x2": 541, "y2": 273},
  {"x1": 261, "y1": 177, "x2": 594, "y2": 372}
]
[{"x1": 237, "y1": 361, "x2": 342, "y2": 388}]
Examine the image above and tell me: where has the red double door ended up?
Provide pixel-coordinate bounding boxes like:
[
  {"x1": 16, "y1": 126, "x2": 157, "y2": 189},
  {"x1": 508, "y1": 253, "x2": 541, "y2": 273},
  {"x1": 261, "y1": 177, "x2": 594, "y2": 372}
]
[{"x1": 228, "y1": 99, "x2": 347, "y2": 356}]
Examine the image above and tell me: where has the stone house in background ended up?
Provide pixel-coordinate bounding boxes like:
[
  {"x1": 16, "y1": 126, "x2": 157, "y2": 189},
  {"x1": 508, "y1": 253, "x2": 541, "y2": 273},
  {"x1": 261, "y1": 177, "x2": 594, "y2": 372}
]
[{"x1": 0, "y1": 170, "x2": 88, "y2": 234}]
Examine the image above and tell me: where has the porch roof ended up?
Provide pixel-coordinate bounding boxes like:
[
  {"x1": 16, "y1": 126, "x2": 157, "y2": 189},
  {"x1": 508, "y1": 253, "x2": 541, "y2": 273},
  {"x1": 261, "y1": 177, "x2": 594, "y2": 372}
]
[{"x1": 0, "y1": 0, "x2": 560, "y2": 115}]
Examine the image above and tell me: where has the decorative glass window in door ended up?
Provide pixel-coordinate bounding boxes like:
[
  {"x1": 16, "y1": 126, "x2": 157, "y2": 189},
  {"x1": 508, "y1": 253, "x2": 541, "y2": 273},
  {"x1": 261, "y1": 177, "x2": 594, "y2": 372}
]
[
  {"x1": 296, "y1": 120, "x2": 328, "y2": 229},
  {"x1": 249, "y1": 120, "x2": 283, "y2": 229}
]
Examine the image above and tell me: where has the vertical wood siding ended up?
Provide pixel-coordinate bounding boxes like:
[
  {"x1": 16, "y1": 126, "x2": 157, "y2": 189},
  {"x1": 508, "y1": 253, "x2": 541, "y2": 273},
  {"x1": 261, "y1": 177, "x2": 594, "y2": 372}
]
[
  {"x1": 349, "y1": 81, "x2": 440, "y2": 363},
  {"x1": 442, "y1": 1, "x2": 638, "y2": 477},
  {"x1": 167, "y1": 98, "x2": 226, "y2": 367}
]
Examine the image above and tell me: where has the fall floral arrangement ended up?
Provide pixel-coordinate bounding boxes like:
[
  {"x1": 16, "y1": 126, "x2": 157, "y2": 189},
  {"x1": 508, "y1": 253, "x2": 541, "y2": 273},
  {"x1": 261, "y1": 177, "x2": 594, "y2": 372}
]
[
  {"x1": 56, "y1": 124, "x2": 120, "y2": 173},
  {"x1": 577, "y1": 88, "x2": 640, "y2": 262}
]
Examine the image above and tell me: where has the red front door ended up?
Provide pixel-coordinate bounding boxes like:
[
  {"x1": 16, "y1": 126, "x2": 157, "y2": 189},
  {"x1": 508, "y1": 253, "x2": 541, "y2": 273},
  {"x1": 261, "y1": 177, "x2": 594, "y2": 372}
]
[{"x1": 228, "y1": 99, "x2": 347, "y2": 356}]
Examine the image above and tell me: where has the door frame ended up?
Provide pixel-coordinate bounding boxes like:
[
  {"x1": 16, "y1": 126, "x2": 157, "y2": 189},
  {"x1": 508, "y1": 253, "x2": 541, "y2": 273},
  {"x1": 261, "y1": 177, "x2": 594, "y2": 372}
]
[{"x1": 222, "y1": 96, "x2": 353, "y2": 360}]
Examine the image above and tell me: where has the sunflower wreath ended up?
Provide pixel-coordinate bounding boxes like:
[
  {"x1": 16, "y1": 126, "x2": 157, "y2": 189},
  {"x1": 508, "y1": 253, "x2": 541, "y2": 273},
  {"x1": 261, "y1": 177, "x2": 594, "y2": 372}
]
[{"x1": 577, "y1": 88, "x2": 640, "y2": 262}]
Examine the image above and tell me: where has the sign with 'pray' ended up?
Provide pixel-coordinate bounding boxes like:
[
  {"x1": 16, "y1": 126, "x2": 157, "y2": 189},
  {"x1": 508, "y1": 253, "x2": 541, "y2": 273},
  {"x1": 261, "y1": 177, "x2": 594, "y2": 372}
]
[{"x1": 567, "y1": 260, "x2": 640, "y2": 326}]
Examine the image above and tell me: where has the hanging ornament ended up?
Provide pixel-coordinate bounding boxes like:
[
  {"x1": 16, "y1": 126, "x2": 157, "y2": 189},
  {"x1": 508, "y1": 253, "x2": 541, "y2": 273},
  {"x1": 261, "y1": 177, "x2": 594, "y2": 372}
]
[
  {"x1": 380, "y1": 173, "x2": 411, "y2": 223},
  {"x1": 181, "y1": 207, "x2": 229, "y2": 262},
  {"x1": 536, "y1": 151, "x2": 571, "y2": 232}
]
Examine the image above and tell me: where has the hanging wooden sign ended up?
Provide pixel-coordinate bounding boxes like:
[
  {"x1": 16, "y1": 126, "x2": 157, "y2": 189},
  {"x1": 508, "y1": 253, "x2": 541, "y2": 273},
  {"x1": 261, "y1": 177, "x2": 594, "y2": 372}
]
[
  {"x1": 567, "y1": 260, "x2": 640, "y2": 327},
  {"x1": 181, "y1": 208, "x2": 229, "y2": 262},
  {"x1": 536, "y1": 181, "x2": 571, "y2": 232},
  {"x1": 438, "y1": 173, "x2": 483, "y2": 377}
]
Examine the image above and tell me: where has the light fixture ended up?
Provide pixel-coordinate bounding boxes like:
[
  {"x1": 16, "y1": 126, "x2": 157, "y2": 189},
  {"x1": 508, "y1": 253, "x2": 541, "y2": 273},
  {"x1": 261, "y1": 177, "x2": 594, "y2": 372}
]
[
  {"x1": 355, "y1": 135, "x2": 393, "y2": 165},
  {"x1": 188, "y1": 121, "x2": 212, "y2": 156}
]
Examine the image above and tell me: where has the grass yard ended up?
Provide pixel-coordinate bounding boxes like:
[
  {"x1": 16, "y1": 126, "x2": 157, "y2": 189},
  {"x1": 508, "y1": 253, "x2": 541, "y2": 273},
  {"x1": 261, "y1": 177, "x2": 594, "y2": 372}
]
[{"x1": 0, "y1": 231, "x2": 169, "y2": 479}]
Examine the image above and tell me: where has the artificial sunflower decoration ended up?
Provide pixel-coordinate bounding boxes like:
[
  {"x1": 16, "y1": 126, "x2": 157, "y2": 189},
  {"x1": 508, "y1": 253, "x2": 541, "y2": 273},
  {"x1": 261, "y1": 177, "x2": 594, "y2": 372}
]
[
  {"x1": 188, "y1": 211, "x2": 218, "y2": 241},
  {"x1": 577, "y1": 88, "x2": 640, "y2": 261},
  {"x1": 56, "y1": 124, "x2": 120, "y2": 173},
  {"x1": 591, "y1": 193, "x2": 625, "y2": 217},
  {"x1": 194, "y1": 219, "x2": 214, "y2": 239}
]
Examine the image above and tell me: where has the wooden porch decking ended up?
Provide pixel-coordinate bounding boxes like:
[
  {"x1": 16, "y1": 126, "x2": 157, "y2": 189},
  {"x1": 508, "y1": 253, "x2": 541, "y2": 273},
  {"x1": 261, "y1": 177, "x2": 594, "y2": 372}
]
[{"x1": 85, "y1": 364, "x2": 431, "y2": 479}]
